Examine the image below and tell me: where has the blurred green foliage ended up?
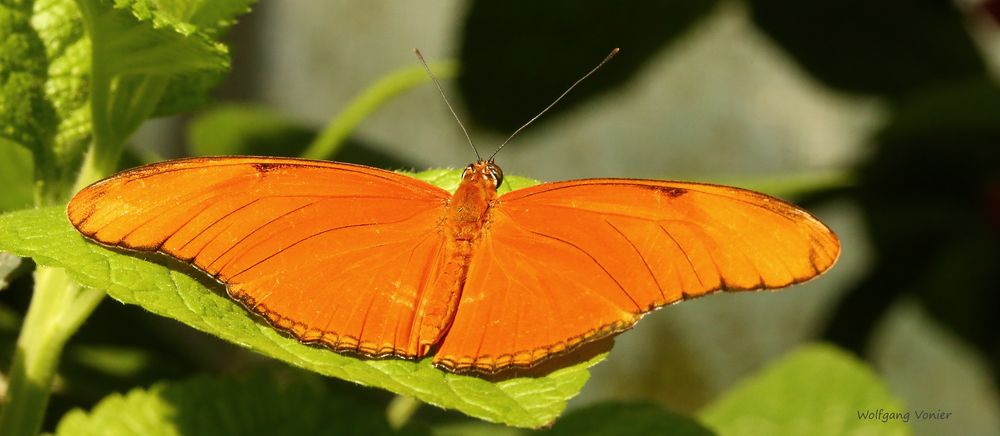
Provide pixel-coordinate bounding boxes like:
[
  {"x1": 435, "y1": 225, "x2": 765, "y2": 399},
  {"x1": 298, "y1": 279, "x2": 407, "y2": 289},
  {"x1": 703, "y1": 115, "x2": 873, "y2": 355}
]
[
  {"x1": 700, "y1": 345, "x2": 909, "y2": 435},
  {"x1": 46, "y1": 346, "x2": 901, "y2": 435},
  {"x1": 1, "y1": 0, "x2": 998, "y2": 434},
  {"x1": 54, "y1": 373, "x2": 407, "y2": 436}
]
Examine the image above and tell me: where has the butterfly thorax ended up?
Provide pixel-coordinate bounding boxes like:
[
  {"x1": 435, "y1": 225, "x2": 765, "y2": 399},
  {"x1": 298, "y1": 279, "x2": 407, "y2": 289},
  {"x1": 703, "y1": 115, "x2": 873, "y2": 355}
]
[
  {"x1": 447, "y1": 161, "x2": 501, "y2": 241},
  {"x1": 408, "y1": 161, "x2": 502, "y2": 355}
]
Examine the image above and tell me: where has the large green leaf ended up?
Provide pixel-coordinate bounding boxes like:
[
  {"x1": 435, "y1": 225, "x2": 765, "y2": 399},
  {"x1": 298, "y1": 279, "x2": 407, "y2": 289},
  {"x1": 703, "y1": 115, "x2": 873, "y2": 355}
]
[
  {"x1": 0, "y1": 169, "x2": 601, "y2": 428},
  {"x1": 699, "y1": 344, "x2": 910, "y2": 436},
  {"x1": 1, "y1": 0, "x2": 253, "y2": 203},
  {"x1": 78, "y1": 0, "x2": 251, "y2": 162},
  {"x1": 54, "y1": 373, "x2": 412, "y2": 436}
]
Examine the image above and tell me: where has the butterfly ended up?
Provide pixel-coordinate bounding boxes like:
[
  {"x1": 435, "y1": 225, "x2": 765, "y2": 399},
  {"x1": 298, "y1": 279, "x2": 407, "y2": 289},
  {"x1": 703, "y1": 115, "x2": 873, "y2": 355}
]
[
  {"x1": 67, "y1": 155, "x2": 839, "y2": 373},
  {"x1": 66, "y1": 49, "x2": 839, "y2": 374}
]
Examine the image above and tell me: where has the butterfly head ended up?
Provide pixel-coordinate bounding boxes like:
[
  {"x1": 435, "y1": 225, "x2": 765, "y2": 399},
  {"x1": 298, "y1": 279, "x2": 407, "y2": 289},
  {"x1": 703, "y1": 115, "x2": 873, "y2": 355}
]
[{"x1": 463, "y1": 160, "x2": 504, "y2": 190}]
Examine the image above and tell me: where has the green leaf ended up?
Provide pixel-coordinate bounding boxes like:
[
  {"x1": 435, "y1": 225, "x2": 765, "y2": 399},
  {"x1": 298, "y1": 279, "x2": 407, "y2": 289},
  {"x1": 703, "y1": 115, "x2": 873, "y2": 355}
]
[
  {"x1": 66, "y1": 0, "x2": 254, "y2": 193},
  {"x1": 405, "y1": 169, "x2": 538, "y2": 196},
  {"x1": 0, "y1": 0, "x2": 71, "y2": 202},
  {"x1": 2, "y1": 0, "x2": 253, "y2": 203},
  {"x1": 544, "y1": 402, "x2": 713, "y2": 436},
  {"x1": 117, "y1": 0, "x2": 253, "y2": 118},
  {"x1": 0, "y1": 139, "x2": 34, "y2": 212},
  {"x1": 54, "y1": 373, "x2": 409, "y2": 436},
  {"x1": 699, "y1": 344, "x2": 910, "y2": 436},
  {"x1": 0, "y1": 170, "x2": 601, "y2": 428},
  {"x1": 80, "y1": 0, "x2": 238, "y2": 146}
]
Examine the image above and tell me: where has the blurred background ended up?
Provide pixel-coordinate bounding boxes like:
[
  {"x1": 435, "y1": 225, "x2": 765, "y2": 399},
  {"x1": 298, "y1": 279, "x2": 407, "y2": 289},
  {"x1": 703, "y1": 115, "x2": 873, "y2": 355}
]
[{"x1": 3, "y1": 1, "x2": 999, "y2": 434}]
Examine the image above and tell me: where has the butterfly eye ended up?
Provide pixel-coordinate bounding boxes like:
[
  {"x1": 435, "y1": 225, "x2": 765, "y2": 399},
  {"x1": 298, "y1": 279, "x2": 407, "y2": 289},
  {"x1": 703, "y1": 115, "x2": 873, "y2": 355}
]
[{"x1": 487, "y1": 163, "x2": 504, "y2": 188}]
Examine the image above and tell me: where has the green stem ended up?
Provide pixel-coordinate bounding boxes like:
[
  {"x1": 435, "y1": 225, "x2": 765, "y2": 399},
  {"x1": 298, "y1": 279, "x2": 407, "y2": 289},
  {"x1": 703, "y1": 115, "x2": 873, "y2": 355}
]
[
  {"x1": 0, "y1": 267, "x2": 105, "y2": 436},
  {"x1": 301, "y1": 61, "x2": 459, "y2": 160},
  {"x1": 71, "y1": 0, "x2": 118, "y2": 193}
]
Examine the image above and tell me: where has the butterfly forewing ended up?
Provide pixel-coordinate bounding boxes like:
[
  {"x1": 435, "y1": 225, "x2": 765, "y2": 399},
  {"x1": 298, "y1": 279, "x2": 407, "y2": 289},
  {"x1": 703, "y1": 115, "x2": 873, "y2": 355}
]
[{"x1": 69, "y1": 157, "x2": 455, "y2": 359}]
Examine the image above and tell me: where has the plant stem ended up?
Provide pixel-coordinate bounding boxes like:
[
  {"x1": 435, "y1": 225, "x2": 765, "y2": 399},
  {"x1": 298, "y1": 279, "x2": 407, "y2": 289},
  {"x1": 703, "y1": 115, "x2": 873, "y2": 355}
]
[
  {"x1": 301, "y1": 61, "x2": 459, "y2": 161},
  {"x1": 71, "y1": 0, "x2": 117, "y2": 194},
  {"x1": 0, "y1": 267, "x2": 105, "y2": 436}
]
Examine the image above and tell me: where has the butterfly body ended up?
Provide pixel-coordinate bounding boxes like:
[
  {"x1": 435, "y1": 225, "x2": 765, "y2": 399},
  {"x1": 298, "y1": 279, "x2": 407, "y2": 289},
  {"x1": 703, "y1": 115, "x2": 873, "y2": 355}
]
[
  {"x1": 68, "y1": 156, "x2": 839, "y2": 374},
  {"x1": 414, "y1": 161, "x2": 503, "y2": 354}
]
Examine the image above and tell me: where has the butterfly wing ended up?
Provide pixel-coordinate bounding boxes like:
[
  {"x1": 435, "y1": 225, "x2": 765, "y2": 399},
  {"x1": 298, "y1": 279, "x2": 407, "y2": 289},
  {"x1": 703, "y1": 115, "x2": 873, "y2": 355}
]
[
  {"x1": 69, "y1": 157, "x2": 454, "y2": 359},
  {"x1": 433, "y1": 179, "x2": 840, "y2": 372}
]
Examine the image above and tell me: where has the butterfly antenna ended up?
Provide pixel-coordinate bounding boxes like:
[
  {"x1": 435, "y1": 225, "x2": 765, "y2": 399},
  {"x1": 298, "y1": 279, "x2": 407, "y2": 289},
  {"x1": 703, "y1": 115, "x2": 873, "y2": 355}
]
[
  {"x1": 488, "y1": 47, "x2": 620, "y2": 161},
  {"x1": 414, "y1": 48, "x2": 481, "y2": 161}
]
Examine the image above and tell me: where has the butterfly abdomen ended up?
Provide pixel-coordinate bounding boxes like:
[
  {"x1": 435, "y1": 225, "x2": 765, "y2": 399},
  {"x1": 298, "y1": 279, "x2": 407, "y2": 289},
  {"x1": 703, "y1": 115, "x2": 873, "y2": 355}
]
[{"x1": 410, "y1": 238, "x2": 472, "y2": 354}]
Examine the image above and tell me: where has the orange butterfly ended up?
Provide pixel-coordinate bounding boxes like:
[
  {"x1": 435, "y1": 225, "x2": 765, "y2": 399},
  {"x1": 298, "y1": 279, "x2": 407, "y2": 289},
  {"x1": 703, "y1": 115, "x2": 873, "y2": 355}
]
[
  {"x1": 67, "y1": 156, "x2": 839, "y2": 373},
  {"x1": 66, "y1": 50, "x2": 839, "y2": 374}
]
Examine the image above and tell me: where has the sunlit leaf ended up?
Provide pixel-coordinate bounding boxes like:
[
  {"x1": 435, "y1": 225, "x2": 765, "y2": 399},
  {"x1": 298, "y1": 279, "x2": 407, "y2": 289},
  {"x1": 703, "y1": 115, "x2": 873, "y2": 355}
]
[{"x1": 699, "y1": 344, "x2": 910, "y2": 436}]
